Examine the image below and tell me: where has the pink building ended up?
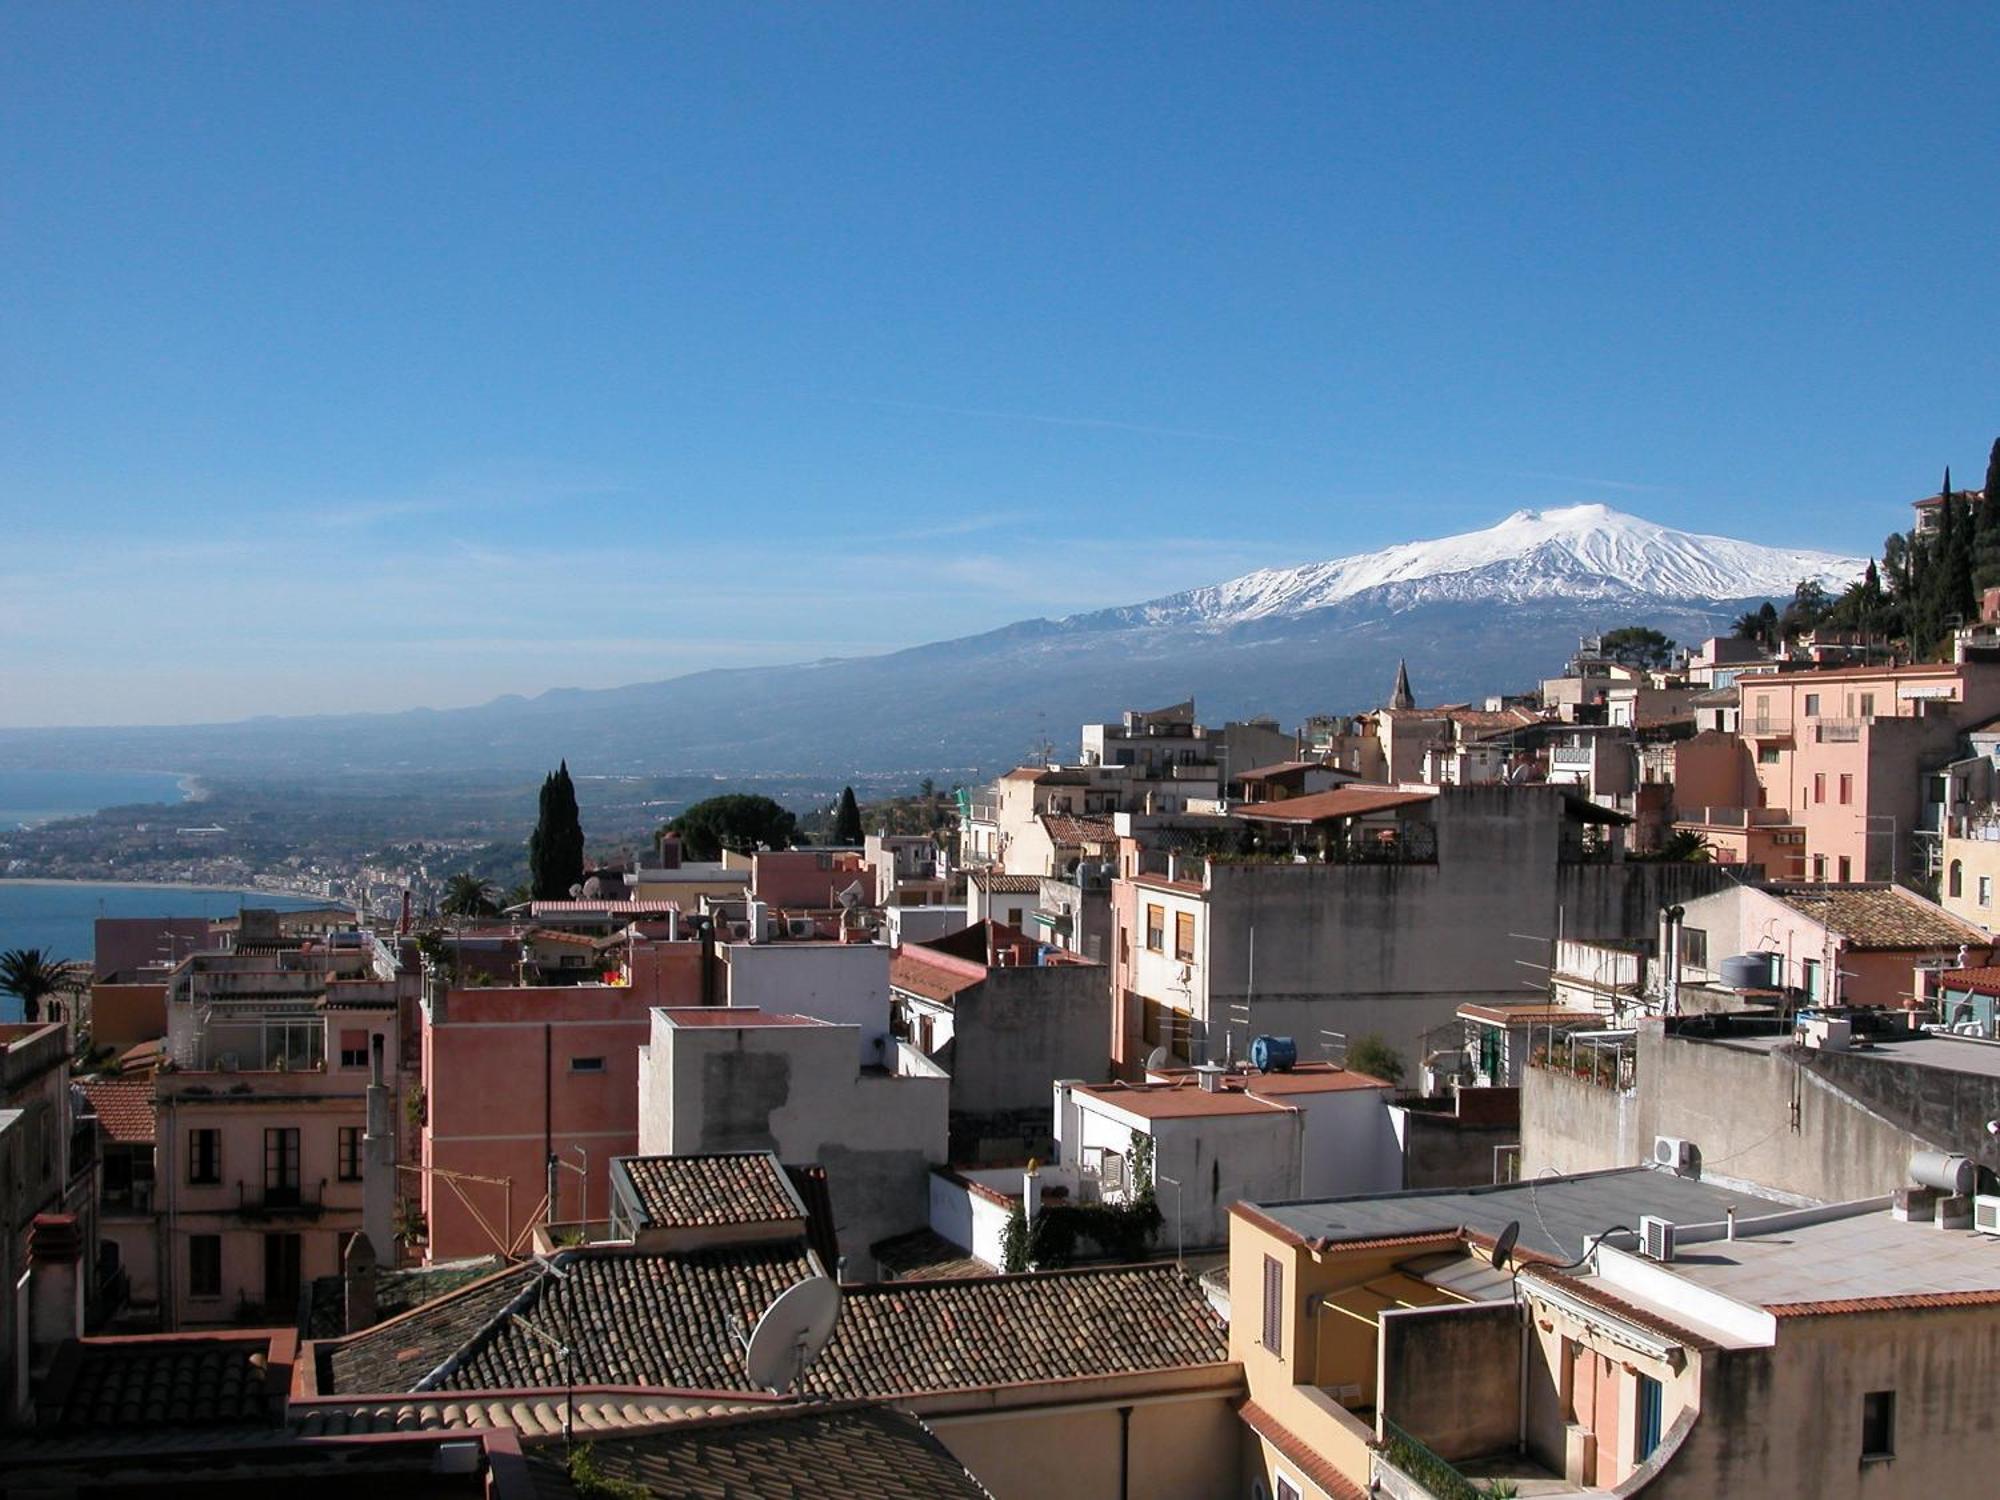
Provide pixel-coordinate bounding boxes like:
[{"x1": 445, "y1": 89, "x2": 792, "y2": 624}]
[
  {"x1": 750, "y1": 849, "x2": 877, "y2": 909},
  {"x1": 418, "y1": 940, "x2": 703, "y2": 1260},
  {"x1": 1676, "y1": 659, "x2": 2000, "y2": 881}
]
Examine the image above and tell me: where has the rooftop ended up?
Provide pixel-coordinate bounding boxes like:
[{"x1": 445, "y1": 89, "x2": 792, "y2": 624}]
[
  {"x1": 315, "y1": 1248, "x2": 1227, "y2": 1401},
  {"x1": 1073, "y1": 1063, "x2": 1392, "y2": 1120},
  {"x1": 1764, "y1": 882, "x2": 1988, "y2": 949},
  {"x1": 1456, "y1": 1004, "x2": 1611, "y2": 1029},
  {"x1": 1232, "y1": 785, "x2": 1437, "y2": 824},
  {"x1": 44, "y1": 1332, "x2": 288, "y2": 1430},
  {"x1": 1703, "y1": 1025, "x2": 2000, "y2": 1082},
  {"x1": 1245, "y1": 1166, "x2": 1790, "y2": 1263},
  {"x1": 1041, "y1": 813, "x2": 1119, "y2": 846},
  {"x1": 888, "y1": 954, "x2": 981, "y2": 1004},
  {"x1": 616, "y1": 1152, "x2": 805, "y2": 1230},
  {"x1": 659, "y1": 1007, "x2": 828, "y2": 1028},
  {"x1": 965, "y1": 872, "x2": 1043, "y2": 893},
  {"x1": 78, "y1": 1076, "x2": 157, "y2": 1145},
  {"x1": 523, "y1": 1403, "x2": 997, "y2": 1500}
]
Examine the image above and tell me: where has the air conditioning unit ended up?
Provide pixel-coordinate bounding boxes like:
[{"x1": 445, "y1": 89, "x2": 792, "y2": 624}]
[
  {"x1": 216, "y1": 1053, "x2": 239, "y2": 1073},
  {"x1": 1639, "y1": 1215, "x2": 1677, "y2": 1263},
  {"x1": 788, "y1": 918, "x2": 813, "y2": 938},
  {"x1": 1975, "y1": 1196, "x2": 2000, "y2": 1237},
  {"x1": 1653, "y1": 1135, "x2": 1702, "y2": 1178}
]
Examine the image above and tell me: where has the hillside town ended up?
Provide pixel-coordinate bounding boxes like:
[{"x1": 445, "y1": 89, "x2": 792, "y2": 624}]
[{"x1": 9, "y1": 480, "x2": 2000, "y2": 1497}]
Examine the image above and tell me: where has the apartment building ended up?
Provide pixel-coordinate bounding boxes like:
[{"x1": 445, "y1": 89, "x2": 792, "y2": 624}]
[{"x1": 1108, "y1": 782, "x2": 1734, "y2": 1075}]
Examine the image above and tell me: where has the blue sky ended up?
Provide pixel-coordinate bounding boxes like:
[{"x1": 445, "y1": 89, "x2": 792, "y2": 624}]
[{"x1": 4, "y1": 4, "x2": 1997, "y2": 726}]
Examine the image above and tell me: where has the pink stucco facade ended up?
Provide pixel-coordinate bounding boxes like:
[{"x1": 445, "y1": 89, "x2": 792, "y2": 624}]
[
  {"x1": 750, "y1": 850, "x2": 877, "y2": 909},
  {"x1": 419, "y1": 945, "x2": 703, "y2": 1259}
]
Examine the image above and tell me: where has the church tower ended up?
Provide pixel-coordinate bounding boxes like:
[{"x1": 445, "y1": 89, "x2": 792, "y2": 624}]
[{"x1": 1388, "y1": 659, "x2": 1415, "y2": 711}]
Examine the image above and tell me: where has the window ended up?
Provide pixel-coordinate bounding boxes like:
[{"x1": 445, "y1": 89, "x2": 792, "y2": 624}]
[
  {"x1": 1860, "y1": 693, "x2": 1875, "y2": 717},
  {"x1": 337, "y1": 1126, "x2": 363, "y2": 1182},
  {"x1": 1813, "y1": 854, "x2": 1828, "y2": 881},
  {"x1": 1861, "y1": 1389, "x2": 1895, "y2": 1460},
  {"x1": 1838, "y1": 773, "x2": 1852, "y2": 806},
  {"x1": 1174, "y1": 911, "x2": 1196, "y2": 963},
  {"x1": 339, "y1": 1029, "x2": 369, "y2": 1069},
  {"x1": 570, "y1": 1056, "x2": 606, "y2": 1074},
  {"x1": 1951, "y1": 860, "x2": 1965, "y2": 899},
  {"x1": 264, "y1": 1232, "x2": 302, "y2": 1309},
  {"x1": 1118, "y1": 928, "x2": 1130, "y2": 967},
  {"x1": 1757, "y1": 746, "x2": 1780, "y2": 765},
  {"x1": 1838, "y1": 856, "x2": 1851, "y2": 882},
  {"x1": 1681, "y1": 927, "x2": 1709, "y2": 971},
  {"x1": 1261, "y1": 1254, "x2": 1284, "y2": 1355},
  {"x1": 1275, "y1": 1477, "x2": 1302, "y2": 1500},
  {"x1": 264, "y1": 1127, "x2": 300, "y2": 1205},
  {"x1": 188, "y1": 1129, "x2": 221, "y2": 1185},
  {"x1": 188, "y1": 1234, "x2": 222, "y2": 1298},
  {"x1": 1636, "y1": 1374, "x2": 1664, "y2": 1462},
  {"x1": 1802, "y1": 958, "x2": 1824, "y2": 1002},
  {"x1": 1805, "y1": 693, "x2": 1821, "y2": 716},
  {"x1": 1813, "y1": 773, "x2": 1826, "y2": 805},
  {"x1": 1145, "y1": 904, "x2": 1165, "y2": 953},
  {"x1": 1479, "y1": 1026, "x2": 1502, "y2": 1081},
  {"x1": 1981, "y1": 876, "x2": 1992, "y2": 909}
]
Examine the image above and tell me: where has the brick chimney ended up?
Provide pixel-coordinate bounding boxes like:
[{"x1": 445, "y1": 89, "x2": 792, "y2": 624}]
[
  {"x1": 344, "y1": 1231, "x2": 380, "y2": 1332},
  {"x1": 28, "y1": 1214, "x2": 83, "y2": 1382},
  {"x1": 657, "y1": 831, "x2": 682, "y2": 870}
]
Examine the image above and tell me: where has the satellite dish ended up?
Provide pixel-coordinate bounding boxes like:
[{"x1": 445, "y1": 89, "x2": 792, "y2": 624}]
[
  {"x1": 1144, "y1": 1046, "x2": 1171, "y2": 1071},
  {"x1": 1490, "y1": 1220, "x2": 1521, "y2": 1271},
  {"x1": 837, "y1": 881, "x2": 865, "y2": 910},
  {"x1": 742, "y1": 1275, "x2": 841, "y2": 1394}
]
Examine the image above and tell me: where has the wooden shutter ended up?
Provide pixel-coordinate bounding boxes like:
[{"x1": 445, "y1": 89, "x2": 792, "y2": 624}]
[{"x1": 1262, "y1": 1254, "x2": 1283, "y2": 1354}]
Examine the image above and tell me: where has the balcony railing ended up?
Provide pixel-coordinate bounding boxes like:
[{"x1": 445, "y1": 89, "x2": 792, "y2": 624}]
[
  {"x1": 237, "y1": 1180, "x2": 327, "y2": 1220},
  {"x1": 1815, "y1": 719, "x2": 1863, "y2": 743},
  {"x1": 1375, "y1": 1418, "x2": 1486, "y2": 1500}
]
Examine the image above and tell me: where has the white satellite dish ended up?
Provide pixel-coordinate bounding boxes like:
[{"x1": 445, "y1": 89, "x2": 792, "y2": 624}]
[
  {"x1": 742, "y1": 1275, "x2": 841, "y2": 1394},
  {"x1": 837, "y1": 881, "x2": 866, "y2": 910},
  {"x1": 1144, "y1": 1045, "x2": 1171, "y2": 1070}
]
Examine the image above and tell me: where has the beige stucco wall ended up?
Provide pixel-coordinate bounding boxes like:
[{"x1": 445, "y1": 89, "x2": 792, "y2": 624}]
[
  {"x1": 1941, "y1": 831, "x2": 2000, "y2": 936},
  {"x1": 930, "y1": 1392, "x2": 1239, "y2": 1500}
]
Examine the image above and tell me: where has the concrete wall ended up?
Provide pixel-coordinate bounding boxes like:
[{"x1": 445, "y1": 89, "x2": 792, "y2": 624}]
[
  {"x1": 725, "y1": 941, "x2": 892, "y2": 1066},
  {"x1": 88, "y1": 983, "x2": 167, "y2": 1051},
  {"x1": 644, "y1": 1012, "x2": 948, "y2": 1276},
  {"x1": 1378, "y1": 1301, "x2": 1520, "y2": 1462},
  {"x1": 952, "y1": 961, "x2": 1109, "y2": 1118},
  {"x1": 1395, "y1": 1093, "x2": 1521, "y2": 1189},
  {"x1": 882, "y1": 905, "x2": 969, "y2": 947},
  {"x1": 929, "y1": 1390, "x2": 1240, "y2": 1500},
  {"x1": 1520, "y1": 1063, "x2": 1642, "y2": 1179}
]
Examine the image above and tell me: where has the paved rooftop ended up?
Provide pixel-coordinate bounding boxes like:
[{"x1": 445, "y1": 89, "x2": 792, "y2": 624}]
[
  {"x1": 1253, "y1": 1167, "x2": 1791, "y2": 1262},
  {"x1": 1709, "y1": 1027, "x2": 2000, "y2": 1081},
  {"x1": 1659, "y1": 1207, "x2": 2000, "y2": 1310}
]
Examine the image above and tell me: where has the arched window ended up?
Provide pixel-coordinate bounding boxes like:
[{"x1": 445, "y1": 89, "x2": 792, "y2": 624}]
[{"x1": 1950, "y1": 860, "x2": 1964, "y2": 899}]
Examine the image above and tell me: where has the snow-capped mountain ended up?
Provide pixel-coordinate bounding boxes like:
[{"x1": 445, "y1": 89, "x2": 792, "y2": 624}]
[
  {"x1": 0, "y1": 505, "x2": 1869, "y2": 779},
  {"x1": 1091, "y1": 504, "x2": 1866, "y2": 629}
]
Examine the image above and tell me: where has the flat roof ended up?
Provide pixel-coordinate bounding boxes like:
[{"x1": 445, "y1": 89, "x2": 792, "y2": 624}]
[
  {"x1": 1077, "y1": 1063, "x2": 1391, "y2": 1120},
  {"x1": 1704, "y1": 1025, "x2": 2000, "y2": 1080},
  {"x1": 1252, "y1": 1167, "x2": 1791, "y2": 1262},
  {"x1": 1233, "y1": 785, "x2": 1436, "y2": 824},
  {"x1": 658, "y1": 1007, "x2": 828, "y2": 1028},
  {"x1": 1658, "y1": 1208, "x2": 2000, "y2": 1311}
]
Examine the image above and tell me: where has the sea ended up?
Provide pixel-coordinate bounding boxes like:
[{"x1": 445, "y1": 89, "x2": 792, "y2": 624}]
[{"x1": 0, "y1": 769, "x2": 326, "y2": 1021}]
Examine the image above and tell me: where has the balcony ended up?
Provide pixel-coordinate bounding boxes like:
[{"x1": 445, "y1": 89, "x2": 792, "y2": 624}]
[
  {"x1": 1744, "y1": 713, "x2": 1793, "y2": 740},
  {"x1": 1814, "y1": 718, "x2": 1863, "y2": 743},
  {"x1": 237, "y1": 1180, "x2": 328, "y2": 1221}
]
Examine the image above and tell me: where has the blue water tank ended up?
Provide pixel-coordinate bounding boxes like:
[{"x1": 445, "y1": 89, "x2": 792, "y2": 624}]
[{"x1": 1251, "y1": 1035, "x2": 1298, "y2": 1073}]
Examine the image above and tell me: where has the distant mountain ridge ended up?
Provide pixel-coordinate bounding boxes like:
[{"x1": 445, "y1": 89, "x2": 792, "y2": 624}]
[{"x1": 0, "y1": 506, "x2": 1866, "y2": 781}]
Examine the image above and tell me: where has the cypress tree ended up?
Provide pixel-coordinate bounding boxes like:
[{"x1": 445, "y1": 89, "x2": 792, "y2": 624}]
[
  {"x1": 833, "y1": 786, "x2": 864, "y2": 845},
  {"x1": 529, "y1": 760, "x2": 586, "y2": 899}
]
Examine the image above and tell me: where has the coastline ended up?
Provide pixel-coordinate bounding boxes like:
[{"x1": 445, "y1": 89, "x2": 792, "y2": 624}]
[{"x1": 0, "y1": 878, "x2": 335, "y2": 903}]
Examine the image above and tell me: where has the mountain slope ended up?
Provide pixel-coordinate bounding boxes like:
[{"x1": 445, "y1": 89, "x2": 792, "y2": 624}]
[{"x1": 0, "y1": 506, "x2": 1867, "y2": 780}]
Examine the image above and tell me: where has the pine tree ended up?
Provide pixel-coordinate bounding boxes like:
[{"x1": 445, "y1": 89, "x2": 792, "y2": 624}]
[
  {"x1": 833, "y1": 786, "x2": 864, "y2": 845},
  {"x1": 529, "y1": 761, "x2": 586, "y2": 900}
]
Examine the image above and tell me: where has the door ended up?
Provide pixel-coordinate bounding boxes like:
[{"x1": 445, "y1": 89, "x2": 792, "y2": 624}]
[{"x1": 264, "y1": 1233, "x2": 302, "y2": 1312}]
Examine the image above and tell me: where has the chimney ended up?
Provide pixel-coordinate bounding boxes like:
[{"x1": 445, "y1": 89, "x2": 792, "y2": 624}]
[
  {"x1": 28, "y1": 1214, "x2": 83, "y2": 1381},
  {"x1": 657, "y1": 830, "x2": 682, "y2": 870},
  {"x1": 363, "y1": 1033, "x2": 395, "y2": 1266},
  {"x1": 1022, "y1": 1159, "x2": 1041, "y2": 1249},
  {"x1": 1194, "y1": 1062, "x2": 1227, "y2": 1093},
  {"x1": 344, "y1": 1231, "x2": 380, "y2": 1332}
]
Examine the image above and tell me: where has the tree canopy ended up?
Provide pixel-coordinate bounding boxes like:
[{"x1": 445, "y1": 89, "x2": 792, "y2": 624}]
[
  {"x1": 666, "y1": 794, "x2": 799, "y2": 862},
  {"x1": 529, "y1": 761, "x2": 586, "y2": 900},
  {"x1": 832, "y1": 786, "x2": 864, "y2": 845},
  {"x1": 442, "y1": 872, "x2": 501, "y2": 918},
  {"x1": 0, "y1": 948, "x2": 77, "y2": 1024},
  {"x1": 1598, "y1": 626, "x2": 1676, "y2": 670}
]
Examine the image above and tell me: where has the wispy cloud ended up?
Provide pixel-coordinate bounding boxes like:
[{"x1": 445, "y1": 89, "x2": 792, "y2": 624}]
[{"x1": 852, "y1": 395, "x2": 1279, "y2": 448}]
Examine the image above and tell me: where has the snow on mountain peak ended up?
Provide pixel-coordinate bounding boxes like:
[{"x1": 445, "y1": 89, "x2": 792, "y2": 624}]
[{"x1": 1104, "y1": 505, "x2": 1868, "y2": 628}]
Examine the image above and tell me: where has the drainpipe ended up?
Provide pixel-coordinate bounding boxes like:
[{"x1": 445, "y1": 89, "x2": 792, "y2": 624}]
[
  {"x1": 1118, "y1": 1404, "x2": 1132, "y2": 1500},
  {"x1": 544, "y1": 1023, "x2": 556, "y2": 1229}
]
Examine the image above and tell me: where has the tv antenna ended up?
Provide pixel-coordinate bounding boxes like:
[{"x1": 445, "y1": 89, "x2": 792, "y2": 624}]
[{"x1": 738, "y1": 1275, "x2": 841, "y2": 1395}]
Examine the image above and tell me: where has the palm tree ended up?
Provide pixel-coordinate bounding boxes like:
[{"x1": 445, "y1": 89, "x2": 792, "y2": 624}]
[
  {"x1": 441, "y1": 872, "x2": 500, "y2": 919},
  {"x1": 0, "y1": 948, "x2": 77, "y2": 1023}
]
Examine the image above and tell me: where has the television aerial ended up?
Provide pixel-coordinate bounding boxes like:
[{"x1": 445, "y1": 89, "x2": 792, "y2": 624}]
[{"x1": 741, "y1": 1275, "x2": 842, "y2": 1395}]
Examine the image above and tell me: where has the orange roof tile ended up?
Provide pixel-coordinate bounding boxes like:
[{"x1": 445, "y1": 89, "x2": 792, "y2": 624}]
[
  {"x1": 79, "y1": 1078, "x2": 156, "y2": 1145},
  {"x1": 1234, "y1": 785, "x2": 1435, "y2": 823}
]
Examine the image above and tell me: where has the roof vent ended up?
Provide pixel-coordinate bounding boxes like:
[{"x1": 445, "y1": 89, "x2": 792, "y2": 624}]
[
  {"x1": 1193, "y1": 1063, "x2": 1227, "y2": 1094},
  {"x1": 1639, "y1": 1215, "x2": 1677, "y2": 1263}
]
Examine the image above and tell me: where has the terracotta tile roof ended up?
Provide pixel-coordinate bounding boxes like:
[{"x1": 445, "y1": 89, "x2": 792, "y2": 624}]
[
  {"x1": 1767, "y1": 1288, "x2": 2000, "y2": 1318},
  {"x1": 1233, "y1": 785, "x2": 1436, "y2": 824},
  {"x1": 1240, "y1": 1400, "x2": 1368, "y2": 1500},
  {"x1": 50, "y1": 1334, "x2": 285, "y2": 1429},
  {"x1": 618, "y1": 1153, "x2": 805, "y2": 1231},
  {"x1": 1236, "y1": 759, "x2": 1341, "y2": 781},
  {"x1": 318, "y1": 1262, "x2": 538, "y2": 1394},
  {"x1": 523, "y1": 1404, "x2": 997, "y2": 1500},
  {"x1": 1041, "y1": 814, "x2": 1119, "y2": 847},
  {"x1": 1519, "y1": 1268, "x2": 1718, "y2": 1352},
  {"x1": 868, "y1": 1228, "x2": 991, "y2": 1282},
  {"x1": 1765, "y1": 883, "x2": 1990, "y2": 949},
  {"x1": 304, "y1": 1257, "x2": 508, "y2": 1340},
  {"x1": 1078, "y1": 1064, "x2": 1391, "y2": 1120},
  {"x1": 529, "y1": 900, "x2": 681, "y2": 915},
  {"x1": 292, "y1": 1388, "x2": 768, "y2": 1438},
  {"x1": 78, "y1": 1077, "x2": 156, "y2": 1145},
  {"x1": 317, "y1": 1248, "x2": 1228, "y2": 1400},
  {"x1": 889, "y1": 954, "x2": 981, "y2": 1004},
  {"x1": 967, "y1": 871, "x2": 1044, "y2": 893},
  {"x1": 660, "y1": 1007, "x2": 826, "y2": 1028},
  {"x1": 1913, "y1": 487, "x2": 1990, "y2": 509},
  {"x1": 1939, "y1": 967, "x2": 2000, "y2": 995}
]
